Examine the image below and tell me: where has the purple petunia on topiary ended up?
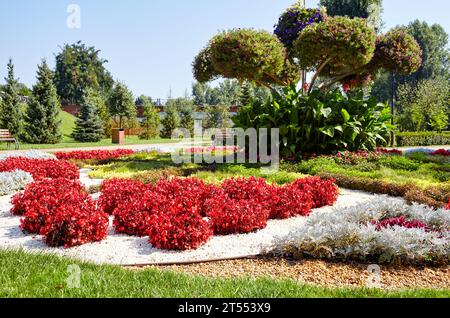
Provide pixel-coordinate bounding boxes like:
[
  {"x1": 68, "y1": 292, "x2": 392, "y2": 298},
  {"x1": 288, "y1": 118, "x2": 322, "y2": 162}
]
[{"x1": 274, "y1": 7, "x2": 325, "y2": 49}]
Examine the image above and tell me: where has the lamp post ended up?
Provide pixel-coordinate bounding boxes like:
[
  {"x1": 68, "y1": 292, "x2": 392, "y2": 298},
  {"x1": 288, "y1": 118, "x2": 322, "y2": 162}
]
[{"x1": 301, "y1": 0, "x2": 307, "y2": 94}]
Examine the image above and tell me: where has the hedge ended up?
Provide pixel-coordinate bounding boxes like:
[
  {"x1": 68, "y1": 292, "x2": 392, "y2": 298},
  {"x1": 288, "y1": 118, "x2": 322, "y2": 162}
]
[{"x1": 395, "y1": 132, "x2": 450, "y2": 147}]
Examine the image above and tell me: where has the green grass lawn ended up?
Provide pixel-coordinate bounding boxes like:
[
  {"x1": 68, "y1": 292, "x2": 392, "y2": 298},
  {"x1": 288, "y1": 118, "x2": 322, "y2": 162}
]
[
  {"x1": 0, "y1": 250, "x2": 447, "y2": 298},
  {"x1": 0, "y1": 111, "x2": 179, "y2": 151}
]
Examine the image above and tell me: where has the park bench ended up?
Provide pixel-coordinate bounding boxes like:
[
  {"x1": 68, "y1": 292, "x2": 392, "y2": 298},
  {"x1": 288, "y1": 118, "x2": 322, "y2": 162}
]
[{"x1": 0, "y1": 129, "x2": 20, "y2": 150}]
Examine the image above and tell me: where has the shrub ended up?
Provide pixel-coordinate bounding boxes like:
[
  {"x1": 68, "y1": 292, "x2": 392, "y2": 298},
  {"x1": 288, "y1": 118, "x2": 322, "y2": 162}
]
[
  {"x1": 395, "y1": 132, "x2": 450, "y2": 147},
  {"x1": 269, "y1": 183, "x2": 313, "y2": 219},
  {"x1": 0, "y1": 158, "x2": 79, "y2": 181},
  {"x1": 147, "y1": 209, "x2": 213, "y2": 251},
  {"x1": 98, "y1": 178, "x2": 149, "y2": 215},
  {"x1": 113, "y1": 190, "x2": 162, "y2": 236},
  {"x1": 233, "y1": 86, "x2": 392, "y2": 157},
  {"x1": 11, "y1": 179, "x2": 87, "y2": 234},
  {"x1": 274, "y1": 197, "x2": 450, "y2": 265},
  {"x1": 43, "y1": 198, "x2": 109, "y2": 248},
  {"x1": 0, "y1": 170, "x2": 33, "y2": 196},
  {"x1": 54, "y1": 149, "x2": 135, "y2": 161},
  {"x1": 205, "y1": 192, "x2": 270, "y2": 235},
  {"x1": 293, "y1": 177, "x2": 339, "y2": 209}
]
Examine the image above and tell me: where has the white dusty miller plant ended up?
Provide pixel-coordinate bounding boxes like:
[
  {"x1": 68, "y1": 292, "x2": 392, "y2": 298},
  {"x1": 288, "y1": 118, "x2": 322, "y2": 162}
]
[
  {"x1": 0, "y1": 150, "x2": 57, "y2": 161},
  {"x1": 273, "y1": 197, "x2": 450, "y2": 265},
  {"x1": 0, "y1": 170, "x2": 34, "y2": 196}
]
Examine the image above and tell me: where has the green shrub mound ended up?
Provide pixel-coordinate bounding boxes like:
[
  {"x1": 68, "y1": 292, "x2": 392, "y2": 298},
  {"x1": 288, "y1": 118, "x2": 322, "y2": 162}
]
[{"x1": 395, "y1": 132, "x2": 450, "y2": 147}]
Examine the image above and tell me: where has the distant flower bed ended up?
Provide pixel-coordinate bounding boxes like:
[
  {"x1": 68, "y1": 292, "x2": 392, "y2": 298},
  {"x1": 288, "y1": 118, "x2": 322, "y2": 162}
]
[
  {"x1": 184, "y1": 146, "x2": 238, "y2": 154},
  {"x1": 431, "y1": 149, "x2": 450, "y2": 157},
  {"x1": 0, "y1": 170, "x2": 34, "y2": 196},
  {"x1": 274, "y1": 198, "x2": 450, "y2": 265},
  {"x1": 0, "y1": 157, "x2": 79, "y2": 181},
  {"x1": 54, "y1": 149, "x2": 135, "y2": 161}
]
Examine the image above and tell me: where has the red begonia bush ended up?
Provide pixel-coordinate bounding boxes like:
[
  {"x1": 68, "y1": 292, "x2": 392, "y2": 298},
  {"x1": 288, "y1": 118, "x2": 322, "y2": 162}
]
[
  {"x1": 292, "y1": 176, "x2": 339, "y2": 208},
  {"x1": 147, "y1": 207, "x2": 213, "y2": 251},
  {"x1": 98, "y1": 178, "x2": 150, "y2": 215},
  {"x1": 54, "y1": 149, "x2": 135, "y2": 161},
  {"x1": 43, "y1": 198, "x2": 109, "y2": 248},
  {"x1": 0, "y1": 158, "x2": 79, "y2": 181},
  {"x1": 11, "y1": 178, "x2": 88, "y2": 234},
  {"x1": 113, "y1": 190, "x2": 162, "y2": 236},
  {"x1": 269, "y1": 183, "x2": 313, "y2": 219},
  {"x1": 155, "y1": 177, "x2": 211, "y2": 214}
]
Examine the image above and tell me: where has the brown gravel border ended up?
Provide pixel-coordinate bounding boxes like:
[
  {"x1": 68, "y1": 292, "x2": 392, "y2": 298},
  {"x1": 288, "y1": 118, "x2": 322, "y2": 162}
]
[{"x1": 134, "y1": 257, "x2": 450, "y2": 291}]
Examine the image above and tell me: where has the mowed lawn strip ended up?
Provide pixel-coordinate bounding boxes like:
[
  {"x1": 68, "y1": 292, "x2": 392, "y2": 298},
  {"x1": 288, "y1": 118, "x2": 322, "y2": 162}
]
[{"x1": 0, "y1": 250, "x2": 448, "y2": 298}]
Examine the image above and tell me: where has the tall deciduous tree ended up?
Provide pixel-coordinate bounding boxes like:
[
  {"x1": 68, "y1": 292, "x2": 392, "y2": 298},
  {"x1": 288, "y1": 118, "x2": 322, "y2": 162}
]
[
  {"x1": 24, "y1": 60, "x2": 62, "y2": 144},
  {"x1": 396, "y1": 77, "x2": 449, "y2": 132},
  {"x1": 372, "y1": 21, "x2": 450, "y2": 106},
  {"x1": 55, "y1": 41, "x2": 114, "y2": 104},
  {"x1": 72, "y1": 88, "x2": 104, "y2": 142},
  {"x1": 0, "y1": 59, "x2": 23, "y2": 136},
  {"x1": 108, "y1": 82, "x2": 136, "y2": 129}
]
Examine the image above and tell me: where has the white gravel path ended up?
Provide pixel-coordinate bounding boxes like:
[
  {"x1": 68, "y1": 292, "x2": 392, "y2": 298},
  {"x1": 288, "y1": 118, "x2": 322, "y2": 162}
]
[{"x1": 0, "y1": 185, "x2": 391, "y2": 265}]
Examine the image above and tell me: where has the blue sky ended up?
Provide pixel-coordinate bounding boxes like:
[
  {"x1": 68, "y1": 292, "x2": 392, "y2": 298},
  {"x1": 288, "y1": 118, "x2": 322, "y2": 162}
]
[{"x1": 0, "y1": 0, "x2": 449, "y2": 98}]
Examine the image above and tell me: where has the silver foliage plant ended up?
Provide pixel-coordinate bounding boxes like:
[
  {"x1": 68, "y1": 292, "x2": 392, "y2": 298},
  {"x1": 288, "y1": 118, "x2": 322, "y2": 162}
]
[
  {"x1": 0, "y1": 151, "x2": 57, "y2": 161},
  {"x1": 273, "y1": 197, "x2": 450, "y2": 265},
  {"x1": 0, "y1": 170, "x2": 34, "y2": 196}
]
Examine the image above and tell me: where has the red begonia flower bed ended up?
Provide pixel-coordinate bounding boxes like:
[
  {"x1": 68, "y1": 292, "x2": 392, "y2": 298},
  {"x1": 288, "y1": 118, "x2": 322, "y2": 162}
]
[
  {"x1": 54, "y1": 149, "x2": 135, "y2": 161},
  {"x1": 0, "y1": 157, "x2": 79, "y2": 181}
]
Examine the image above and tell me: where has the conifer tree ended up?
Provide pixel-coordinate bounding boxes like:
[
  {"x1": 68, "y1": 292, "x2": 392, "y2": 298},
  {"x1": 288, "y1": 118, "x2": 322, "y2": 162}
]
[
  {"x1": 160, "y1": 104, "x2": 180, "y2": 138},
  {"x1": 0, "y1": 59, "x2": 23, "y2": 136},
  {"x1": 240, "y1": 81, "x2": 254, "y2": 106},
  {"x1": 179, "y1": 104, "x2": 195, "y2": 136},
  {"x1": 24, "y1": 60, "x2": 62, "y2": 144},
  {"x1": 138, "y1": 95, "x2": 161, "y2": 140},
  {"x1": 72, "y1": 88, "x2": 104, "y2": 142}
]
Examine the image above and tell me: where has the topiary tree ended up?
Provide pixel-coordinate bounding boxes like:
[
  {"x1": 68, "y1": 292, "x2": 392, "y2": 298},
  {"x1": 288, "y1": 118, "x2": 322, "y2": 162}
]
[
  {"x1": 0, "y1": 59, "x2": 24, "y2": 136},
  {"x1": 72, "y1": 88, "x2": 104, "y2": 142},
  {"x1": 194, "y1": 2, "x2": 422, "y2": 94},
  {"x1": 193, "y1": 29, "x2": 300, "y2": 91},
  {"x1": 138, "y1": 95, "x2": 161, "y2": 139},
  {"x1": 160, "y1": 103, "x2": 180, "y2": 138},
  {"x1": 24, "y1": 60, "x2": 62, "y2": 144},
  {"x1": 107, "y1": 82, "x2": 136, "y2": 130}
]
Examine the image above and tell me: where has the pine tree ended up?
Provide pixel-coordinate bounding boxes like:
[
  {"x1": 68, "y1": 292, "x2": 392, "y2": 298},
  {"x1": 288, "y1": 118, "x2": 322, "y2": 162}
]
[
  {"x1": 72, "y1": 88, "x2": 104, "y2": 142},
  {"x1": 138, "y1": 95, "x2": 161, "y2": 140},
  {"x1": 203, "y1": 105, "x2": 231, "y2": 129},
  {"x1": 108, "y1": 82, "x2": 136, "y2": 129},
  {"x1": 160, "y1": 104, "x2": 180, "y2": 138},
  {"x1": 179, "y1": 104, "x2": 195, "y2": 136},
  {"x1": 0, "y1": 59, "x2": 23, "y2": 136},
  {"x1": 24, "y1": 60, "x2": 62, "y2": 144},
  {"x1": 240, "y1": 81, "x2": 254, "y2": 106}
]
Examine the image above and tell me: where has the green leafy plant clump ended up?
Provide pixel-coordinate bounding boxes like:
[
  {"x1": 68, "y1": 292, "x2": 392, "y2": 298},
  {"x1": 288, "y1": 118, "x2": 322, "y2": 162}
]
[{"x1": 234, "y1": 84, "x2": 392, "y2": 157}]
